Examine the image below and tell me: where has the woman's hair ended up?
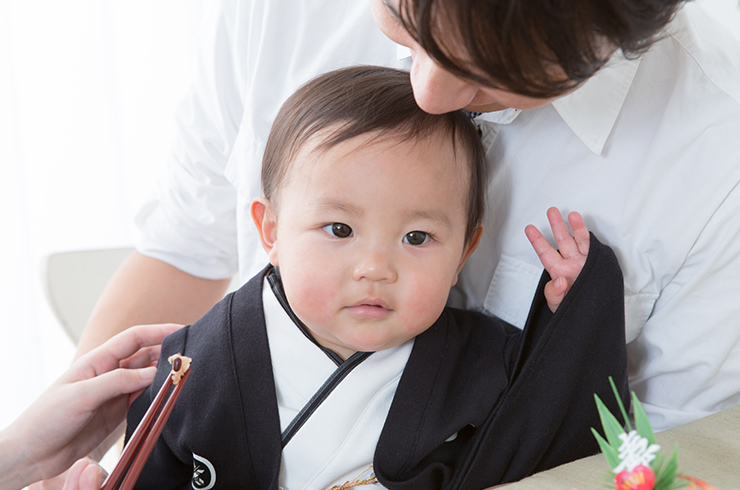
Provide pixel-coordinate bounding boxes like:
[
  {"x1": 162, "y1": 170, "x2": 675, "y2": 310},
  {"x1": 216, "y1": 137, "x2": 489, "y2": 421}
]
[
  {"x1": 397, "y1": 0, "x2": 686, "y2": 97},
  {"x1": 261, "y1": 65, "x2": 487, "y2": 243}
]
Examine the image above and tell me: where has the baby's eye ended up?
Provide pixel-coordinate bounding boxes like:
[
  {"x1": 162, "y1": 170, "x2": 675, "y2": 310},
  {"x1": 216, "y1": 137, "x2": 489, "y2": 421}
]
[
  {"x1": 322, "y1": 223, "x2": 353, "y2": 238},
  {"x1": 403, "y1": 231, "x2": 431, "y2": 246}
]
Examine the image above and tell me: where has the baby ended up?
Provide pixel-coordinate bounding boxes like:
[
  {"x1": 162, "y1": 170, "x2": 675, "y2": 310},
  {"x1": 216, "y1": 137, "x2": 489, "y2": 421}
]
[{"x1": 126, "y1": 66, "x2": 628, "y2": 489}]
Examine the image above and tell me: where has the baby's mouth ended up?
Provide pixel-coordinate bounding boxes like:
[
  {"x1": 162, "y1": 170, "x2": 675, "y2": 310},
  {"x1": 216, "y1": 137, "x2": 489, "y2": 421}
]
[{"x1": 346, "y1": 299, "x2": 392, "y2": 319}]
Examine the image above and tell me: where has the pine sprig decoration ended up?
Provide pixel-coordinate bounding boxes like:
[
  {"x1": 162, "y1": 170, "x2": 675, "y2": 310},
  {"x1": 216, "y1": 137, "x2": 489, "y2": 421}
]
[{"x1": 591, "y1": 377, "x2": 684, "y2": 490}]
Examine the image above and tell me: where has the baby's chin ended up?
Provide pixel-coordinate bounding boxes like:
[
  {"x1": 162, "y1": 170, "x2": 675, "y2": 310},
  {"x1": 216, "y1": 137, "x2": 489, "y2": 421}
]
[
  {"x1": 338, "y1": 334, "x2": 410, "y2": 356},
  {"x1": 306, "y1": 320, "x2": 413, "y2": 358}
]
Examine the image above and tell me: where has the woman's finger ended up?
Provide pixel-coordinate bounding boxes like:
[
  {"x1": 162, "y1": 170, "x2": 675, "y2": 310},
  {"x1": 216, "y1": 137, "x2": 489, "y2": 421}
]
[
  {"x1": 63, "y1": 458, "x2": 104, "y2": 490},
  {"x1": 63, "y1": 459, "x2": 87, "y2": 490},
  {"x1": 119, "y1": 344, "x2": 162, "y2": 370},
  {"x1": 72, "y1": 365, "x2": 158, "y2": 415},
  {"x1": 79, "y1": 460, "x2": 106, "y2": 490},
  {"x1": 68, "y1": 324, "x2": 181, "y2": 381}
]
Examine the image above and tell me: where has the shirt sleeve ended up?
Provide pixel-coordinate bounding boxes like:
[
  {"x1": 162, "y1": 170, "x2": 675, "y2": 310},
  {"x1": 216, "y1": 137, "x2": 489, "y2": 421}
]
[
  {"x1": 135, "y1": 0, "x2": 243, "y2": 280},
  {"x1": 628, "y1": 181, "x2": 740, "y2": 431}
]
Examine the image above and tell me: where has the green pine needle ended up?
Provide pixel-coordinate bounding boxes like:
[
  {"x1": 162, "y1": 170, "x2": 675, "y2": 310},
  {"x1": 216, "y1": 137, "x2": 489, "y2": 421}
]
[
  {"x1": 594, "y1": 393, "x2": 627, "y2": 449},
  {"x1": 591, "y1": 428, "x2": 621, "y2": 469},
  {"x1": 653, "y1": 446, "x2": 681, "y2": 489},
  {"x1": 633, "y1": 393, "x2": 657, "y2": 446},
  {"x1": 609, "y1": 376, "x2": 632, "y2": 432}
]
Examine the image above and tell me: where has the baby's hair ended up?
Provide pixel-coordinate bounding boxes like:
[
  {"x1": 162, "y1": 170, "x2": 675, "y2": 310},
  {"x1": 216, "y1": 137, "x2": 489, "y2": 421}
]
[{"x1": 261, "y1": 65, "x2": 487, "y2": 243}]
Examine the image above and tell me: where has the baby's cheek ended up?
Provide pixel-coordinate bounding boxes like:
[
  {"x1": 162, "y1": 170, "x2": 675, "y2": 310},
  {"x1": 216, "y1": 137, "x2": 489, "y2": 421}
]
[
  {"x1": 285, "y1": 269, "x2": 337, "y2": 325},
  {"x1": 402, "y1": 283, "x2": 449, "y2": 333}
]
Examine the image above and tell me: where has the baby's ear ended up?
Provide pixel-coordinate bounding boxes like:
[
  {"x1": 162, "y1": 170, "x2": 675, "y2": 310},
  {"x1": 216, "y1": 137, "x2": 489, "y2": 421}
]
[
  {"x1": 452, "y1": 225, "x2": 483, "y2": 286},
  {"x1": 251, "y1": 197, "x2": 279, "y2": 266}
]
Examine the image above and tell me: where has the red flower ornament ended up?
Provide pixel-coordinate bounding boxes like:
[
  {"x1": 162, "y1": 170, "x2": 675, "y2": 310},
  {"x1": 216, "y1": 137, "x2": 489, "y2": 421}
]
[{"x1": 615, "y1": 464, "x2": 656, "y2": 490}]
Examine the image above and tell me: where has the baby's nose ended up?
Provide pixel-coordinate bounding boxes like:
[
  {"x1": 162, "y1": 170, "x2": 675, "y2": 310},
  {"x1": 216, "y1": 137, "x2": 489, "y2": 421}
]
[{"x1": 352, "y1": 250, "x2": 398, "y2": 283}]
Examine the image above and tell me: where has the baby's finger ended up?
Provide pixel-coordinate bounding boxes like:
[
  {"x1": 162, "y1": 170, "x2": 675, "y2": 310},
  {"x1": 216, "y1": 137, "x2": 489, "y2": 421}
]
[
  {"x1": 525, "y1": 224, "x2": 563, "y2": 272},
  {"x1": 544, "y1": 277, "x2": 568, "y2": 312},
  {"x1": 547, "y1": 207, "x2": 579, "y2": 258},
  {"x1": 568, "y1": 212, "x2": 590, "y2": 256}
]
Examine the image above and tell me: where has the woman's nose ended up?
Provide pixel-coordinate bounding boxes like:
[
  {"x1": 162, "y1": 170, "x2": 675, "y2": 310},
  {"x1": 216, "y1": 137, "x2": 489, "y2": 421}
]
[
  {"x1": 352, "y1": 250, "x2": 398, "y2": 283},
  {"x1": 409, "y1": 53, "x2": 478, "y2": 114}
]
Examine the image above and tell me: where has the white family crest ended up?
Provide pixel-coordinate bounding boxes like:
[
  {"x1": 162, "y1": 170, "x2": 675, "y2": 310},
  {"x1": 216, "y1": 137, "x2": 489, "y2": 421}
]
[
  {"x1": 192, "y1": 452, "x2": 216, "y2": 490},
  {"x1": 613, "y1": 430, "x2": 660, "y2": 473}
]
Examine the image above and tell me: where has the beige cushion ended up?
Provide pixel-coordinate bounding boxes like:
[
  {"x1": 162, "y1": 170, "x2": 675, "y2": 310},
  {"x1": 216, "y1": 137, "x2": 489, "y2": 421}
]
[{"x1": 500, "y1": 404, "x2": 740, "y2": 488}]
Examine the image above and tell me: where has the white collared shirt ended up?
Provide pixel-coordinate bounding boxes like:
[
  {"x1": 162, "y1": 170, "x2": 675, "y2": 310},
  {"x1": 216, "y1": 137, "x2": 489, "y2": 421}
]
[{"x1": 135, "y1": 0, "x2": 740, "y2": 431}]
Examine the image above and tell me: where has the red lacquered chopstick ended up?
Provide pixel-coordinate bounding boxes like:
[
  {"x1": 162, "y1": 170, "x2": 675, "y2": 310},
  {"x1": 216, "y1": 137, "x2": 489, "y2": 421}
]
[{"x1": 101, "y1": 356, "x2": 191, "y2": 490}]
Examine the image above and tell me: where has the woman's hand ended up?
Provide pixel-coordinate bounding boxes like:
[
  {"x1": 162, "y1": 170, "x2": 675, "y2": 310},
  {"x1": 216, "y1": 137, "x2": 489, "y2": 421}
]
[{"x1": 0, "y1": 323, "x2": 181, "y2": 490}]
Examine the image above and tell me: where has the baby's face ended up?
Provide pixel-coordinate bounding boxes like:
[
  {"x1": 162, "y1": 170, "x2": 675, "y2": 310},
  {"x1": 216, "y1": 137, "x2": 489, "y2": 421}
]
[{"x1": 262, "y1": 131, "x2": 477, "y2": 360}]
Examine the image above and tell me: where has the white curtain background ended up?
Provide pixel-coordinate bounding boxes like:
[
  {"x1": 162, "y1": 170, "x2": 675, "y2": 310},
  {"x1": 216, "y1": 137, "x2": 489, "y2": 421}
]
[
  {"x1": 0, "y1": 0, "x2": 203, "y2": 430},
  {"x1": 0, "y1": 0, "x2": 739, "y2": 439}
]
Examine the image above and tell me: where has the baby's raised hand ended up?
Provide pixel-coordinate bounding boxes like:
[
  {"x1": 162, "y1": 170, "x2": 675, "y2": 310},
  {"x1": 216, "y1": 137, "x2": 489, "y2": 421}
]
[{"x1": 525, "y1": 207, "x2": 590, "y2": 312}]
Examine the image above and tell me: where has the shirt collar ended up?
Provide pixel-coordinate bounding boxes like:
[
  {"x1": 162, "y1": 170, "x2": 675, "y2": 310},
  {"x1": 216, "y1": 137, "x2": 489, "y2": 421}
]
[
  {"x1": 397, "y1": 44, "x2": 641, "y2": 156},
  {"x1": 551, "y1": 51, "x2": 641, "y2": 155}
]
